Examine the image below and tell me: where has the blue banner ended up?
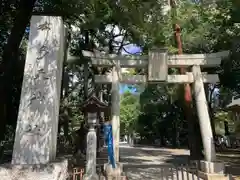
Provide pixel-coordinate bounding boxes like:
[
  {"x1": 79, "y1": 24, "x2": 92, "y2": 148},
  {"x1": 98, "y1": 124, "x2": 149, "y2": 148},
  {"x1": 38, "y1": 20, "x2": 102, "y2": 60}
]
[{"x1": 104, "y1": 124, "x2": 116, "y2": 168}]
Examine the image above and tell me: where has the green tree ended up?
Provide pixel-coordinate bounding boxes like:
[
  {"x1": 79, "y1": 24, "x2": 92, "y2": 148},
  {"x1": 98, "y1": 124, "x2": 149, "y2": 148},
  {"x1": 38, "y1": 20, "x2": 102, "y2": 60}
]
[{"x1": 120, "y1": 92, "x2": 140, "y2": 136}]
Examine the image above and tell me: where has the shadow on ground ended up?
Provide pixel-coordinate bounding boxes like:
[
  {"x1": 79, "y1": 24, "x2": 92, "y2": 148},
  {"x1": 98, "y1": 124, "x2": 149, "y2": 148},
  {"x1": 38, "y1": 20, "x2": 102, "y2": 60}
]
[
  {"x1": 120, "y1": 145, "x2": 240, "y2": 179},
  {"x1": 120, "y1": 146, "x2": 188, "y2": 165},
  {"x1": 119, "y1": 146, "x2": 201, "y2": 180}
]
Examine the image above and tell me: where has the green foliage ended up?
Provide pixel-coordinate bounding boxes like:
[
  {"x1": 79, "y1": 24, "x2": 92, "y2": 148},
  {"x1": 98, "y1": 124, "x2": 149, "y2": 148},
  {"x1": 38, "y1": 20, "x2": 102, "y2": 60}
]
[
  {"x1": 136, "y1": 83, "x2": 187, "y2": 145},
  {"x1": 120, "y1": 92, "x2": 140, "y2": 135}
]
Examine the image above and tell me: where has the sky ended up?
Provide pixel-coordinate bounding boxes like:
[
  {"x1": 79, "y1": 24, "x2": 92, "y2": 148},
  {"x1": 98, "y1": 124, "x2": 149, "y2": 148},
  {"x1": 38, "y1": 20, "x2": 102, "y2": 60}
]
[
  {"x1": 104, "y1": 24, "x2": 143, "y2": 95},
  {"x1": 119, "y1": 44, "x2": 142, "y2": 95},
  {"x1": 121, "y1": 44, "x2": 142, "y2": 55},
  {"x1": 120, "y1": 84, "x2": 137, "y2": 94}
]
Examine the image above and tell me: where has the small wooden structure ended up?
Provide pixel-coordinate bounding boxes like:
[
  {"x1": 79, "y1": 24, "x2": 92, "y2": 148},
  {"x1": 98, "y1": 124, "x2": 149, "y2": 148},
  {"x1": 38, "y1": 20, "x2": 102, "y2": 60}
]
[
  {"x1": 80, "y1": 94, "x2": 110, "y2": 146},
  {"x1": 226, "y1": 98, "x2": 240, "y2": 112},
  {"x1": 226, "y1": 97, "x2": 240, "y2": 121},
  {"x1": 80, "y1": 95, "x2": 110, "y2": 123}
]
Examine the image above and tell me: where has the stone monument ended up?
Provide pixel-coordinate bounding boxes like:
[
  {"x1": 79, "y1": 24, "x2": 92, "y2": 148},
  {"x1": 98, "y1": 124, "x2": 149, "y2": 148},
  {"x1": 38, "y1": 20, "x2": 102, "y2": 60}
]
[
  {"x1": 0, "y1": 15, "x2": 68, "y2": 180},
  {"x1": 12, "y1": 15, "x2": 65, "y2": 165}
]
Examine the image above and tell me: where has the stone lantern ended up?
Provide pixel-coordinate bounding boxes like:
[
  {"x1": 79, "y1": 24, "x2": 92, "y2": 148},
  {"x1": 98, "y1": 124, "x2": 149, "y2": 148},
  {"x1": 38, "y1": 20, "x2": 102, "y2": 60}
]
[{"x1": 80, "y1": 95, "x2": 109, "y2": 180}]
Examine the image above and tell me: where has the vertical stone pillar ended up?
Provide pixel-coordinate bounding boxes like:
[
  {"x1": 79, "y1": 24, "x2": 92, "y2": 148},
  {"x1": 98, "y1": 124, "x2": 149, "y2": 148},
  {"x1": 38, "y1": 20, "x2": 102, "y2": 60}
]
[
  {"x1": 111, "y1": 66, "x2": 120, "y2": 163},
  {"x1": 84, "y1": 113, "x2": 99, "y2": 180},
  {"x1": 84, "y1": 62, "x2": 89, "y2": 99},
  {"x1": 99, "y1": 90, "x2": 104, "y2": 150},
  {"x1": 100, "y1": 90, "x2": 104, "y2": 118},
  {"x1": 192, "y1": 65, "x2": 216, "y2": 162},
  {"x1": 12, "y1": 16, "x2": 65, "y2": 164}
]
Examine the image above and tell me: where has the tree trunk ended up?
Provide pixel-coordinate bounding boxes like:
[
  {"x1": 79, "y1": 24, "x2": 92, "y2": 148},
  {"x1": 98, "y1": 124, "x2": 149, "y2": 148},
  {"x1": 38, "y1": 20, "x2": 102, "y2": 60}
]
[
  {"x1": 60, "y1": 32, "x2": 70, "y2": 100},
  {"x1": 208, "y1": 103, "x2": 216, "y2": 137},
  {"x1": 224, "y1": 121, "x2": 230, "y2": 136},
  {"x1": 0, "y1": 0, "x2": 37, "y2": 142},
  {"x1": 83, "y1": 30, "x2": 89, "y2": 100},
  {"x1": 186, "y1": 101, "x2": 203, "y2": 160},
  {"x1": 63, "y1": 117, "x2": 69, "y2": 137},
  {"x1": 205, "y1": 84, "x2": 216, "y2": 137},
  {"x1": 172, "y1": 121, "x2": 177, "y2": 147},
  {"x1": 191, "y1": 92, "x2": 204, "y2": 159}
]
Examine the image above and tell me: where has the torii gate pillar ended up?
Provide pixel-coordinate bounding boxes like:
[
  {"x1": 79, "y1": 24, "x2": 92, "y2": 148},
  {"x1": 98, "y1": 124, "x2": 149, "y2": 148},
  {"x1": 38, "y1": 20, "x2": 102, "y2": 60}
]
[
  {"x1": 192, "y1": 65, "x2": 216, "y2": 162},
  {"x1": 111, "y1": 66, "x2": 120, "y2": 163}
]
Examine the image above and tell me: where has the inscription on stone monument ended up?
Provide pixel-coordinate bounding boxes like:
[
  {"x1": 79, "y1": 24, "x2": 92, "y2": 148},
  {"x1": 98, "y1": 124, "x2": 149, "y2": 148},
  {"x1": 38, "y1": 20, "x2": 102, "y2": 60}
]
[{"x1": 12, "y1": 16, "x2": 65, "y2": 164}]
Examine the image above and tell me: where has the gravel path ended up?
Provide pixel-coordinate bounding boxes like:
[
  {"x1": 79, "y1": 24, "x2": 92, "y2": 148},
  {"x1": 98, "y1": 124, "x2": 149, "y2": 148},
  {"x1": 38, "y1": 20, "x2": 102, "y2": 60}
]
[{"x1": 119, "y1": 144, "x2": 202, "y2": 180}]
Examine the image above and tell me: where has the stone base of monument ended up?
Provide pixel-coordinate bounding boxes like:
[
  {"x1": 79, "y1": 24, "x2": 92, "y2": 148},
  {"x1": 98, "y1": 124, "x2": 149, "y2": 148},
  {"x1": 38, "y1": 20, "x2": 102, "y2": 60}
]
[
  {"x1": 83, "y1": 174, "x2": 99, "y2": 180},
  {"x1": 99, "y1": 175, "x2": 128, "y2": 180},
  {"x1": 103, "y1": 163, "x2": 127, "y2": 180},
  {"x1": 197, "y1": 160, "x2": 229, "y2": 180},
  {"x1": 0, "y1": 159, "x2": 68, "y2": 180}
]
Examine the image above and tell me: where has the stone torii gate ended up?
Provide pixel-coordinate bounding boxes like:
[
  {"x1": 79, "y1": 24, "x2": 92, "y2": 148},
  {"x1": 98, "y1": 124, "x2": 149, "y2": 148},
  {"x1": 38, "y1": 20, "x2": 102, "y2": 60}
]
[{"x1": 83, "y1": 49, "x2": 229, "y2": 177}]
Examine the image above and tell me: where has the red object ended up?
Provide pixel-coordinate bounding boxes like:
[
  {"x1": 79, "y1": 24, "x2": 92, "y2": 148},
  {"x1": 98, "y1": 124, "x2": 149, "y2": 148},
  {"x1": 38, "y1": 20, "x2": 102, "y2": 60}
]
[
  {"x1": 175, "y1": 24, "x2": 183, "y2": 54},
  {"x1": 184, "y1": 84, "x2": 192, "y2": 102},
  {"x1": 175, "y1": 23, "x2": 192, "y2": 103}
]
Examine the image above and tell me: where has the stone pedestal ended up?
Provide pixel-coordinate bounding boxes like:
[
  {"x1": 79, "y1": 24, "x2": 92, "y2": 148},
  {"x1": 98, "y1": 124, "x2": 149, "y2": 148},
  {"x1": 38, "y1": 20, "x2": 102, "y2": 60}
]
[
  {"x1": 200, "y1": 161, "x2": 224, "y2": 174},
  {"x1": 12, "y1": 15, "x2": 65, "y2": 164},
  {"x1": 104, "y1": 163, "x2": 126, "y2": 180},
  {"x1": 83, "y1": 174, "x2": 99, "y2": 180},
  {"x1": 198, "y1": 161, "x2": 229, "y2": 180},
  {"x1": 0, "y1": 159, "x2": 68, "y2": 180},
  {"x1": 83, "y1": 126, "x2": 99, "y2": 180}
]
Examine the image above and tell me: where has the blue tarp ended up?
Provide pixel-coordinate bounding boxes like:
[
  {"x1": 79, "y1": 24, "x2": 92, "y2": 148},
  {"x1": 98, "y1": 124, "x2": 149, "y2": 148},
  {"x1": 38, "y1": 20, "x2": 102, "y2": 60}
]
[{"x1": 104, "y1": 124, "x2": 116, "y2": 168}]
